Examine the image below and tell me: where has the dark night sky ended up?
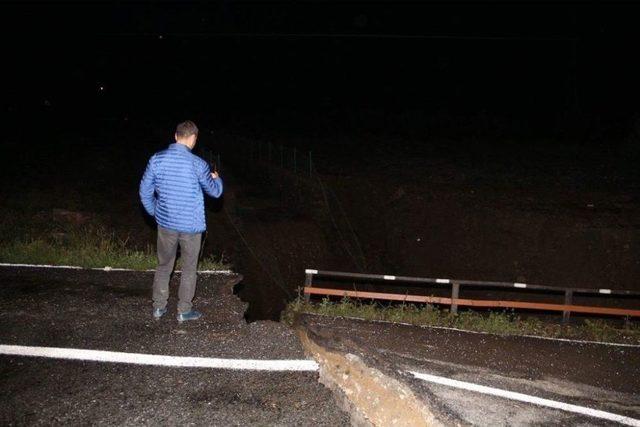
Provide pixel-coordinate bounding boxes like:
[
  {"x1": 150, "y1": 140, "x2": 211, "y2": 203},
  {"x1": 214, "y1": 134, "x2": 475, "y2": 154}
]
[{"x1": 3, "y1": 1, "x2": 640, "y2": 133}]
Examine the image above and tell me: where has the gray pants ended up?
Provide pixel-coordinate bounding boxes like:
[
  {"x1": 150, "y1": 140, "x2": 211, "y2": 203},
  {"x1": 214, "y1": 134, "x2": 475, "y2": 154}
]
[{"x1": 152, "y1": 226, "x2": 202, "y2": 314}]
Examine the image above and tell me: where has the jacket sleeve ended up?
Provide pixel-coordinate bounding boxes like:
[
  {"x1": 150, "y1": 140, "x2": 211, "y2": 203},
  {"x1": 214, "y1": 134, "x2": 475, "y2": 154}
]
[
  {"x1": 197, "y1": 159, "x2": 223, "y2": 198},
  {"x1": 139, "y1": 157, "x2": 157, "y2": 216}
]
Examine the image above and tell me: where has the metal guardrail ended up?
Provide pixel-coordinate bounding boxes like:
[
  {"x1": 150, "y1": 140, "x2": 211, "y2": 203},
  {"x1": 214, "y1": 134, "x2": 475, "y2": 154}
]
[{"x1": 303, "y1": 269, "x2": 640, "y2": 321}]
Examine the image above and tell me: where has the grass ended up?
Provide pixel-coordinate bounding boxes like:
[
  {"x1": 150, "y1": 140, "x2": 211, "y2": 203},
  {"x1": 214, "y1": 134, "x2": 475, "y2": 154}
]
[
  {"x1": 0, "y1": 227, "x2": 229, "y2": 271},
  {"x1": 282, "y1": 295, "x2": 640, "y2": 345},
  {"x1": 0, "y1": 206, "x2": 229, "y2": 271}
]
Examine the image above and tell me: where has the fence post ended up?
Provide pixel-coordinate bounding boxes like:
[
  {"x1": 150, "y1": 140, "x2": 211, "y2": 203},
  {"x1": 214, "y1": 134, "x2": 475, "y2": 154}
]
[
  {"x1": 451, "y1": 281, "x2": 460, "y2": 315},
  {"x1": 293, "y1": 148, "x2": 297, "y2": 174},
  {"x1": 562, "y1": 290, "x2": 573, "y2": 323},
  {"x1": 304, "y1": 272, "x2": 313, "y2": 302}
]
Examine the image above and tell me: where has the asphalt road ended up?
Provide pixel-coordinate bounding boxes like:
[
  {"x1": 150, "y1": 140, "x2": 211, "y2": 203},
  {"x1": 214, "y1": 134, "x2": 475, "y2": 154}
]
[
  {"x1": 299, "y1": 313, "x2": 640, "y2": 426},
  {"x1": 3, "y1": 265, "x2": 638, "y2": 426},
  {"x1": 0, "y1": 267, "x2": 348, "y2": 426}
]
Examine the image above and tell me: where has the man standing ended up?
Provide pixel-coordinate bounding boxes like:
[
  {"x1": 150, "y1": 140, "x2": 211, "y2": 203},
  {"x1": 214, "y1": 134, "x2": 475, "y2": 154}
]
[{"x1": 139, "y1": 120, "x2": 223, "y2": 322}]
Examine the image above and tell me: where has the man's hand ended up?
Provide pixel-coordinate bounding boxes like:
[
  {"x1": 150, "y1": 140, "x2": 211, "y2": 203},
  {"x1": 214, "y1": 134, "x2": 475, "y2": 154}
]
[{"x1": 211, "y1": 171, "x2": 219, "y2": 179}]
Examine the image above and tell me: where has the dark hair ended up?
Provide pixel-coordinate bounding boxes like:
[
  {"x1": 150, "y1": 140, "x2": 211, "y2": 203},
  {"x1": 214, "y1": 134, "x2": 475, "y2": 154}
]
[{"x1": 175, "y1": 120, "x2": 199, "y2": 138}]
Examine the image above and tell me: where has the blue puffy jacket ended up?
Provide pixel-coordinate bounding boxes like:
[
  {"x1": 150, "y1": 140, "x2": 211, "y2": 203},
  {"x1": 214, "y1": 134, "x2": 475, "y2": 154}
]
[{"x1": 139, "y1": 143, "x2": 223, "y2": 233}]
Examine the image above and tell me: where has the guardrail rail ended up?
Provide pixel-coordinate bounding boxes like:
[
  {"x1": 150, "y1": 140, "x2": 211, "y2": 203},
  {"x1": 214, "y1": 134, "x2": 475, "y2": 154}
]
[{"x1": 303, "y1": 269, "x2": 640, "y2": 322}]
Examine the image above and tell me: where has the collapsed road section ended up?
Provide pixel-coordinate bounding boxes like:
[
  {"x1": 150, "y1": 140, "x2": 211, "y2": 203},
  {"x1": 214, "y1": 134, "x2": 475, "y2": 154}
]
[
  {"x1": 297, "y1": 325, "x2": 449, "y2": 426},
  {"x1": 295, "y1": 312, "x2": 640, "y2": 426}
]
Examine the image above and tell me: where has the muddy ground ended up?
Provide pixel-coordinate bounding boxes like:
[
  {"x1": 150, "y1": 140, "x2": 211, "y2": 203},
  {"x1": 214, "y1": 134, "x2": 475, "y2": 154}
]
[{"x1": 0, "y1": 267, "x2": 349, "y2": 426}]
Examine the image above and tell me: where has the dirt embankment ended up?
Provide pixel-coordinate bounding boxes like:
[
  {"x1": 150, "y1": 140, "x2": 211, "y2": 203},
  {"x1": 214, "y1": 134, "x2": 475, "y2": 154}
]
[
  {"x1": 215, "y1": 142, "x2": 639, "y2": 323},
  {"x1": 295, "y1": 312, "x2": 640, "y2": 425},
  {"x1": 216, "y1": 160, "x2": 354, "y2": 321},
  {"x1": 8, "y1": 127, "x2": 635, "y2": 322},
  {"x1": 328, "y1": 172, "x2": 639, "y2": 290},
  {"x1": 312, "y1": 138, "x2": 640, "y2": 291}
]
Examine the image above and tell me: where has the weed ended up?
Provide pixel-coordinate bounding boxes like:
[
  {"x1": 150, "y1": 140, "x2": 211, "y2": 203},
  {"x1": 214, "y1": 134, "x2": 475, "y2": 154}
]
[
  {"x1": 283, "y1": 298, "x2": 640, "y2": 345},
  {"x1": 0, "y1": 225, "x2": 229, "y2": 271}
]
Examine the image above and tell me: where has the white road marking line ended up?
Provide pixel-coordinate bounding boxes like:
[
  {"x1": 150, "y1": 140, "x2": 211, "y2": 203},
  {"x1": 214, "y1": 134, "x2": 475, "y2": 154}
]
[
  {"x1": 515, "y1": 332, "x2": 640, "y2": 347},
  {"x1": 411, "y1": 371, "x2": 640, "y2": 426},
  {"x1": 0, "y1": 345, "x2": 319, "y2": 372},
  {"x1": 305, "y1": 269, "x2": 318, "y2": 274},
  {"x1": 0, "y1": 263, "x2": 232, "y2": 274},
  {"x1": 514, "y1": 282, "x2": 527, "y2": 288},
  {"x1": 1, "y1": 343, "x2": 637, "y2": 424},
  {"x1": 436, "y1": 279, "x2": 450, "y2": 284},
  {"x1": 383, "y1": 275, "x2": 396, "y2": 280},
  {"x1": 599, "y1": 288, "x2": 612, "y2": 294},
  {"x1": 0, "y1": 263, "x2": 83, "y2": 269}
]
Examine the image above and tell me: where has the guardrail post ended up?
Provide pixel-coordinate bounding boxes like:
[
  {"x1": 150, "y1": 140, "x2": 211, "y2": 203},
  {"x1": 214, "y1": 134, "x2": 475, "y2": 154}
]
[
  {"x1": 280, "y1": 145, "x2": 284, "y2": 168},
  {"x1": 304, "y1": 272, "x2": 313, "y2": 302},
  {"x1": 562, "y1": 290, "x2": 573, "y2": 323},
  {"x1": 451, "y1": 281, "x2": 460, "y2": 315},
  {"x1": 293, "y1": 148, "x2": 297, "y2": 174}
]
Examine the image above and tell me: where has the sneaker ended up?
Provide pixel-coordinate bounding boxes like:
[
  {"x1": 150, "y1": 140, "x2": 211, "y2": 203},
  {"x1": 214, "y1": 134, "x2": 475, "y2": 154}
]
[
  {"x1": 153, "y1": 308, "x2": 167, "y2": 319},
  {"x1": 177, "y1": 310, "x2": 202, "y2": 322}
]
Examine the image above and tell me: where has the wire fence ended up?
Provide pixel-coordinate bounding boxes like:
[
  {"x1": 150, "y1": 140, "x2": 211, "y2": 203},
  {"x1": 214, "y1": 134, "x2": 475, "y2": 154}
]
[
  {"x1": 244, "y1": 139, "x2": 315, "y2": 178},
  {"x1": 204, "y1": 136, "x2": 368, "y2": 273},
  {"x1": 204, "y1": 135, "x2": 313, "y2": 177},
  {"x1": 202, "y1": 149, "x2": 223, "y2": 174}
]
